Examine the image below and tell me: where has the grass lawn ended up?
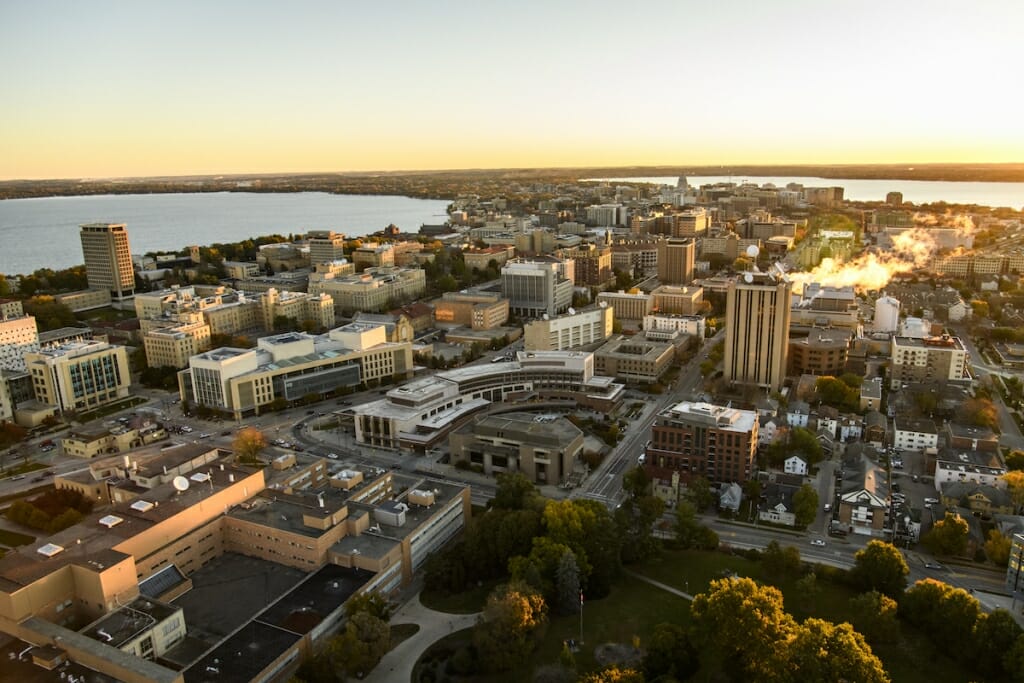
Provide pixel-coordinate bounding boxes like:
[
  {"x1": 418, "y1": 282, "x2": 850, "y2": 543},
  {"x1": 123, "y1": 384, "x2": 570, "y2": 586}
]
[
  {"x1": 75, "y1": 396, "x2": 148, "y2": 423},
  {"x1": 0, "y1": 528, "x2": 35, "y2": 547},
  {"x1": 389, "y1": 623, "x2": 420, "y2": 651},
  {"x1": 420, "y1": 578, "x2": 501, "y2": 614}
]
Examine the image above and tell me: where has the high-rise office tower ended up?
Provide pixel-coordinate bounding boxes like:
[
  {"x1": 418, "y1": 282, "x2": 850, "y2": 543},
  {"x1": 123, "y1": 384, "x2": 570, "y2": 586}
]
[
  {"x1": 724, "y1": 272, "x2": 791, "y2": 391},
  {"x1": 656, "y1": 237, "x2": 695, "y2": 285},
  {"x1": 307, "y1": 230, "x2": 347, "y2": 264},
  {"x1": 80, "y1": 223, "x2": 135, "y2": 303}
]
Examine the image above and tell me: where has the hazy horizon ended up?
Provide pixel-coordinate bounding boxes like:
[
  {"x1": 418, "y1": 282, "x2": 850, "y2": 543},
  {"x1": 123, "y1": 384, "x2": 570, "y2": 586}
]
[{"x1": 3, "y1": 0, "x2": 1022, "y2": 181}]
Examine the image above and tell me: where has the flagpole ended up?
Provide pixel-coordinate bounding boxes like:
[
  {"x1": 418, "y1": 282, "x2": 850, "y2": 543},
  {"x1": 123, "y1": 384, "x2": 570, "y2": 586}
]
[{"x1": 579, "y1": 590, "x2": 584, "y2": 645}]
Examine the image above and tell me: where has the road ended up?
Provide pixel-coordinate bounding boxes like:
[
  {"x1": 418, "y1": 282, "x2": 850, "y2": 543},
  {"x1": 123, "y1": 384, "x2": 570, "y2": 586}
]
[
  {"x1": 573, "y1": 328, "x2": 725, "y2": 509},
  {"x1": 953, "y1": 324, "x2": 1024, "y2": 450}
]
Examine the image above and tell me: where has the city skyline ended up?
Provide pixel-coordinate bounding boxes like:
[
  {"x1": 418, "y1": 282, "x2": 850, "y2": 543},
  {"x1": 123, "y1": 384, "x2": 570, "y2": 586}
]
[{"x1": 2, "y1": 0, "x2": 1023, "y2": 181}]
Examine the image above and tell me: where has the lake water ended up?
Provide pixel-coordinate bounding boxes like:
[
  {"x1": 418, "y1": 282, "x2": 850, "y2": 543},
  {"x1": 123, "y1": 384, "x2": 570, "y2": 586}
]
[
  {"x1": 586, "y1": 175, "x2": 1024, "y2": 210},
  {"x1": 0, "y1": 192, "x2": 451, "y2": 275}
]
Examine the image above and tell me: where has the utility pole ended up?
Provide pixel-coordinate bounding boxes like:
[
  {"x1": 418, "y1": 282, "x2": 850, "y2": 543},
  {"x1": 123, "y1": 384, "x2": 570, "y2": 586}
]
[{"x1": 579, "y1": 590, "x2": 584, "y2": 646}]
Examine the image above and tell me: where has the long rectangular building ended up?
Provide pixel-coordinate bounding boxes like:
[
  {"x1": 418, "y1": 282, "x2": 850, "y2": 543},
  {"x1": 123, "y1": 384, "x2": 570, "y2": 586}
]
[{"x1": 646, "y1": 401, "x2": 758, "y2": 486}]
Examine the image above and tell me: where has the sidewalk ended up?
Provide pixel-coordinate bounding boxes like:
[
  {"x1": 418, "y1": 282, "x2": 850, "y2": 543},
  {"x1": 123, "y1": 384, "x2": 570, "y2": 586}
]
[{"x1": 363, "y1": 591, "x2": 479, "y2": 683}]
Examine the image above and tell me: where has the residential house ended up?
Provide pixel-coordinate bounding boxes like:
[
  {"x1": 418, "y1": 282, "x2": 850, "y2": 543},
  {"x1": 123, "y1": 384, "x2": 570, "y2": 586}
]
[
  {"x1": 939, "y1": 482, "x2": 1014, "y2": 516},
  {"x1": 719, "y1": 482, "x2": 743, "y2": 513},
  {"x1": 864, "y1": 411, "x2": 887, "y2": 447},
  {"x1": 837, "y1": 445, "x2": 890, "y2": 536},
  {"x1": 784, "y1": 455, "x2": 808, "y2": 476},
  {"x1": 759, "y1": 483, "x2": 798, "y2": 527},
  {"x1": 787, "y1": 401, "x2": 811, "y2": 428}
]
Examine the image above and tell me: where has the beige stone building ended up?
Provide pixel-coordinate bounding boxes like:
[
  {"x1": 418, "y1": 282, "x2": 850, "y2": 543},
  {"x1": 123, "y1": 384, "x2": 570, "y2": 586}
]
[
  {"x1": 889, "y1": 335, "x2": 970, "y2": 389},
  {"x1": 449, "y1": 412, "x2": 583, "y2": 485},
  {"x1": 563, "y1": 244, "x2": 613, "y2": 286},
  {"x1": 55, "y1": 288, "x2": 112, "y2": 312},
  {"x1": 306, "y1": 230, "x2": 347, "y2": 264},
  {"x1": 80, "y1": 222, "x2": 135, "y2": 304},
  {"x1": 596, "y1": 290, "x2": 653, "y2": 322},
  {"x1": 61, "y1": 423, "x2": 167, "y2": 459},
  {"x1": 143, "y1": 317, "x2": 212, "y2": 369},
  {"x1": 0, "y1": 313, "x2": 39, "y2": 372},
  {"x1": 434, "y1": 291, "x2": 510, "y2": 330},
  {"x1": 352, "y1": 243, "x2": 395, "y2": 271},
  {"x1": 593, "y1": 335, "x2": 675, "y2": 384},
  {"x1": 25, "y1": 340, "x2": 131, "y2": 413},
  {"x1": 463, "y1": 245, "x2": 516, "y2": 271},
  {"x1": 651, "y1": 284, "x2": 704, "y2": 315},
  {"x1": 308, "y1": 267, "x2": 427, "y2": 316},
  {"x1": 724, "y1": 273, "x2": 791, "y2": 392},
  {"x1": 657, "y1": 238, "x2": 696, "y2": 285}
]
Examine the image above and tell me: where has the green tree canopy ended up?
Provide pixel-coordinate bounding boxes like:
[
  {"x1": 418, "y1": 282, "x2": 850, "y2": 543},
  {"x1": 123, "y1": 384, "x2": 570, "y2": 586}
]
[
  {"x1": 641, "y1": 622, "x2": 698, "y2": 682},
  {"x1": 849, "y1": 540, "x2": 909, "y2": 598},
  {"x1": 849, "y1": 590, "x2": 899, "y2": 646},
  {"x1": 779, "y1": 618, "x2": 889, "y2": 683},
  {"x1": 792, "y1": 484, "x2": 819, "y2": 527},
  {"x1": 900, "y1": 579, "x2": 981, "y2": 663},
  {"x1": 923, "y1": 511, "x2": 969, "y2": 556},
  {"x1": 472, "y1": 582, "x2": 548, "y2": 673}
]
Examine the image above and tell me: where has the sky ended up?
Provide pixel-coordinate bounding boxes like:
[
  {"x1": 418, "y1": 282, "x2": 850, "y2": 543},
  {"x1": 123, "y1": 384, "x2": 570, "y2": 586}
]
[{"x1": 1, "y1": 0, "x2": 1022, "y2": 180}]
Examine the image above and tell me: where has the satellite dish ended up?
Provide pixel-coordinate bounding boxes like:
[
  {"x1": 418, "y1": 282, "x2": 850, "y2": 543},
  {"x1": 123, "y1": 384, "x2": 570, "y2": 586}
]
[
  {"x1": 172, "y1": 476, "x2": 190, "y2": 492},
  {"x1": 568, "y1": 307, "x2": 576, "y2": 315},
  {"x1": 599, "y1": 301, "x2": 608, "y2": 308},
  {"x1": 743, "y1": 272, "x2": 754, "y2": 284},
  {"x1": 746, "y1": 244, "x2": 760, "y2": 259}
]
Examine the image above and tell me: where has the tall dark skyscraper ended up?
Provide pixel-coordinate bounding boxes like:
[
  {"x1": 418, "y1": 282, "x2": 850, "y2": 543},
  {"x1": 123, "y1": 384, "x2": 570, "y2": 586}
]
[{"x1": 724, "y1": 271, "x2": 791, "y2": 391}]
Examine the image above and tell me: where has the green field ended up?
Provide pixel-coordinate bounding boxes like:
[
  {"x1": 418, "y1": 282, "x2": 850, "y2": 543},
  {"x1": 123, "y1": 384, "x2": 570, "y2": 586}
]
[{"x1": 418, "y1": 547, "x2": 977, "y2": 682}]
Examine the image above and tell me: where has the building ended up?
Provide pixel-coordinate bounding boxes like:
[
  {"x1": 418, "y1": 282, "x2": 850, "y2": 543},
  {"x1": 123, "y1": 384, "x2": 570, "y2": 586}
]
[
  {"x1": 261, "y1": 287, "x2": 336, "y2": 332},
  {"x1": 889, "y1": 335, "x2": 970, "y2": 389},
  {"x1": 434, "y1": 291, "x2": 510, "y2": 330},
  {"x1": 596, "y1": 290, "x2": 653, "y2": 321},
  {"x1": 306, "y1": 230, "x2": 347, "y2": 264},
  {"x1": 945, "y1": 422, "x2": 999, "y2": 452},
  {"x1": 61, "y1": 422, "x2": 166, "y2": 459},
  {"x1": 610, "y1": 241, "x2": 658, "y2": 273},
  {"x1": 449, "y1": 412, "x2": 583, "y2": 485},
  {"x1": 0, "y1": 443, "x2": 471, "y2": 683},
  {"x1": 593, "y1": 335, "x2": 675, "y2": 384},
  {"x1": 934, "y1": 448, "x2": 1007, "y2": 492},
  {"x1": 642, "y1": 313, "x2": 706, "y2": 340},
  {"x1": 0, "y1": 314, "x2": 39, "y2": 372},
  {"x1": 500, "y1": 258, "x2": 574, "y2": 318},
  {"x1": 351, "y1": 351, "x2": 624, "y2": 451},
  {"x1": 55, "y1": 288, "x2": 113, "y2": 313},
  {"x1": 585, "y1": 203, "x2": 626, "y2": 227},
  {"x1": 646, "y1": 401, "x2": 758, "y2": 486},
  {"x1": 787, "y1": 328, "x2": 852, "y2": 376},
  {"x1": 564, "y1": 244, "x2": 612, "y2": 286},
  {"x1": 24, "y1": 340, "x2": 131, "y2": 414},
  {"x1": 723, "y1": 273, "x2": 792, "y2": 391},
  {"x1": 179, "y1": 324, "x2": 413, "y2": 419},
  {"x1": 837, "y1": 446, "x2": 889, "y2": 537},
  {"x1": 893, "y1": 418, "x2": 939, "y2": 452},
  {"x1": 308, "y1": 267, "x2": 427, "y2": 316},
  {"x1": 352, "y1": 243, "x2": 395, "y2": 271},
  {"x1": 463, "y1": 245, "x2": 516, "y2": 271},
  {"x1": 784, "y1": 455, "x2": 808, "y2": 476},
  {"x1": 0, "y1": 298, "x2": 23, "y2": 319},
  {"x1": 222, "y1": 260, "x2": 260, "y2": 279},
  {"x1": 352, "y1": 312, "x2": 416, "y2": 343},
  {"x1": 524, "y1": 306, "x2": 613, "y2": 351},
  {"x1": 142, "y1": 317, "x2": 212, "y2": 369},
  {"x1": 656, "y1": 238, "x2": 696, "y2": 285},
  {"x1": 650, "y1": 285, "x2": 704, "y2": 316},
  {"x1": 860, "y1": 377, "x2": 883, "y2": 411},
  {"x1": 80, "y1": 223, "x2": 135, "y2": 304}
]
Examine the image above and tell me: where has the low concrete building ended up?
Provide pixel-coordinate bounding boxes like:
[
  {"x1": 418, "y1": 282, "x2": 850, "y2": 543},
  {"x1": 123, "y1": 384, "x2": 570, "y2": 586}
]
[
  {"x1": 593, "y1": 335, "x2": 674, "y2": 384},
  {"x1": 449, "y1": 412, "x2": 583, "y2": 485},
  {"x1": 893, "y1": 418, "x2": 939, "y2": 452},
  {"x1": 524, "y1": 306, "x2": 613, "y2": 351},
  {"x1": 434, "y1": 291, "x2": 510, "y2": 330},
  {"x1": 61, "y1": 423, "x2": 167, "y2": 459}
]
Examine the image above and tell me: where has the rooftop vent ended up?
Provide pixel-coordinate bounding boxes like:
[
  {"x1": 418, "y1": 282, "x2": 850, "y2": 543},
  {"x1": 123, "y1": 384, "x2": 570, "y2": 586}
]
[
  {"x1": 37, "y1": 543, "x2": 64, "y2": 558},
  {"x1": 98, "y1": 515, "x2": 124, "y2": 529},
  {"x1": 130, "y1": 500, "x2": 155, "y2": 513}
]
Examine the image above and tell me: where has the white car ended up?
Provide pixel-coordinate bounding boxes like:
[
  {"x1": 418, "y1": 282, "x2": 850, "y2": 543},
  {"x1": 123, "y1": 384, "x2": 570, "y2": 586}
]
[
  {"x1": 810, "y1": 539, "x2": 827, "y2": 547},
  {"x1": 327, "y1": 453, "x2": 339, "y2": 459}
]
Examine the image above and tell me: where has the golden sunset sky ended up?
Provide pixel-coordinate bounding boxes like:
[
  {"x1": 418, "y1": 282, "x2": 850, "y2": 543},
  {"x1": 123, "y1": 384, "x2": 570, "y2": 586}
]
[{"x1": 1, "y1": 0, "x2": 1022, "y2": 180}]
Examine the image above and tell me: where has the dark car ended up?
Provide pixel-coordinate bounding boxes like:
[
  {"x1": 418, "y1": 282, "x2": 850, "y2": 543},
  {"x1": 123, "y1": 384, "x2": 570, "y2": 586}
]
[{"x1": 221, "y1": 431, "x2": 231, "y2": 436}]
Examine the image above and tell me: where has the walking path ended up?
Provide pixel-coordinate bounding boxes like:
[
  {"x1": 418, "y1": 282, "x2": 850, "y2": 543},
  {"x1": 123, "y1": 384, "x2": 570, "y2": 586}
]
[
  {"x1": 364, "y1": 591, "x2": 480, "y2": 683},
  {"x1": 624, "y1": 569, "x2": 693, "y2": 601}
]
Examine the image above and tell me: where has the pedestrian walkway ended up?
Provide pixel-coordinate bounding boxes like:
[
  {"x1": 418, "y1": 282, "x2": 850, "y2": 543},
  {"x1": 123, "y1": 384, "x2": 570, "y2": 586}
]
[
  {"x1": 363, "y1": 591, "x2": 480, "y2": 683},
  {"x1": 624, "y1": 569, "x2": 693, "y2": 601}
]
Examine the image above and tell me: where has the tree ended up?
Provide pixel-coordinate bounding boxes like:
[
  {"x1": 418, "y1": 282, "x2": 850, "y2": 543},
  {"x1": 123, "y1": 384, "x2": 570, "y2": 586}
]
[
  {"x1": 554, "y1": 549, "x2": 581, "y2": 616},
  {"x1": 849, "y1": 540, "x2": 909, "y2": 598},
  {"x1": 849, "y1": 590, "x2": 899, "y2": 646},
  {"x1": 674, "y1": 500, "x2": 719, "y2": 551},
  {"x1": 642, "y1": 622, "x2": 698, "y2": 682},
  {"x1": 962, "y1": 397, "x2": 999, "y2": 429},
  {"x1": 922, "y1": 511, "x2": 969, "y2": 556},
  {"x1": 986, "y1": 529, "x2": 1012, "y2": 567},
  {"x1": 543, "y1": 499, "x2": 622, "y2": 598},
  {"x1": 788, "y1": 427, "x2": 824, "y2": 464},
  {"x1": 762, "y1": 540, "x2": 802, "y2": 581},
  {"x1": 685, "y1": 475, "x2": 715, "y2": 511},
  {"x1": 579, "y1": 667, "x2": 644, "y2": 683},
  {"x1": 779, "y1": 618, "x2": 889, "y2": 683},
  {"x1": 1003, "y1": 470, "x2": 1024, "y2": 511},
  {"x1": 324, "y1": 610, "x2": 390, "y2": 679},
  {"x1": 345, "y1": 591, "x2": 392, "y2": 622},
  {"x1": 814, "y1": 376, "x2": 859, "y2": 412},
  {"x1": 900, "y1": 579, "x2": 981, "y2": 659},
  {"x1": 1007, "y1": 450, "x2": 1024, "y2": 471},
  {"x1": 493, "y1": 471, "x2": 542, "y2": 511},
  {"x1": 690, "y1": 577, "x2": 796, "y2": 681},
  {"x1": 1003, "y1": 633, "x2": 1024, "y2": 683},
  {"x1": 792, "y1": 484, "x2": 819, "y2": 527},
  {"x1": 232, "y1": 426, "x2": 267, "y2": 463},
  {"x1": 473, "y1": 582, "x2": 548, "y2": 672},
  {"x1": 974, "y1": 610, "x2": 1023, "y2": 681}
]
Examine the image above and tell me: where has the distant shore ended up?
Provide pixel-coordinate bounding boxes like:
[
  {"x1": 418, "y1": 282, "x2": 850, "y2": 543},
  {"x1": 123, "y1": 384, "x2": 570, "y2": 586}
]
[{"x1": 1, "y1": 164, "x2": 1023, "y2": 202}]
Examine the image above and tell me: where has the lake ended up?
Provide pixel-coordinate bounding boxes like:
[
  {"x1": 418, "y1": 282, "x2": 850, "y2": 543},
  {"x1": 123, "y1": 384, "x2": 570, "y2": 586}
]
[
  {"x1": 586, "y1": 175, "x2": 1024, "y2": 210},
  {"x1": 0, "y1": 192, "x2": 451, "y2": 275}
]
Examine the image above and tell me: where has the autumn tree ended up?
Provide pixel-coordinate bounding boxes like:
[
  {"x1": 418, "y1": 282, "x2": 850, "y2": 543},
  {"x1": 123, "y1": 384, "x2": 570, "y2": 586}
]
[
  {"x1": 962, "y1": 397, "x2": 999, "y2": 429},
  {"x1": 579, "y1": 667, "x2": 644, "y2": 683},
  {"x1": 922, "y1": 511, "x2": 969, "y2": 556},
  {"x1": 849, "y1": 590, "x2": 899, "y2": 646},
  {"x1": 473, "y1": 582, "x2": 548, "y2": 672},
  {"x1": 779, "y1": 618, "x2": 889, "y2": 683},
  {"x1": 232, "y1": 426, "x2": 267, "y2": 463},
  {"x1": 1003, "y1": 470, "x2": 1024, "y2": 511},
  {"x1": 690, "y1": 578, "x2": 796, "y2": 680},
  {"x1": 900, "y1": 579, "x2": 981, "y2": 661},
  {"x1": 849, "y1": 540, "x2": 909, "y2": 598},
  {"x1": 986, "y1": 529, "x2": 1012, "y2": 567},
  {"x1": 642, "y1": 622, "x2": 698, "y2": 682},
  {"x1": 792, "y1": 484, "x2": 819, "y2": 527}
]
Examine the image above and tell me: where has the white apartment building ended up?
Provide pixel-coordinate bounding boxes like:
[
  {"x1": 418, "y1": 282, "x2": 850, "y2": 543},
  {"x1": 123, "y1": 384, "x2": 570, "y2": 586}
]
[
  {"x1": 0, "y1": 315, "x2": 40, "y2": 372},
  {"x1": 893, "y1": 418, "x2": 939, "y2": 452},
  {"x1": 890, "y1": 335, "x2": 969, "y2": 389},
  {"x1": 642, "y1": 313, "x2": 706, "y2": 339},
  {"x1": 524, "y1": 306, "x2": 614, "y2": 351}
]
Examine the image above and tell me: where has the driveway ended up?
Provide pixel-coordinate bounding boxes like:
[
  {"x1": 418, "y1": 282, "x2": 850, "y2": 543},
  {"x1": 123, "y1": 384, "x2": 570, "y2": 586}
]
[{"x1": 364, "y1": 592, "x2": 480, "y2": 683}]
